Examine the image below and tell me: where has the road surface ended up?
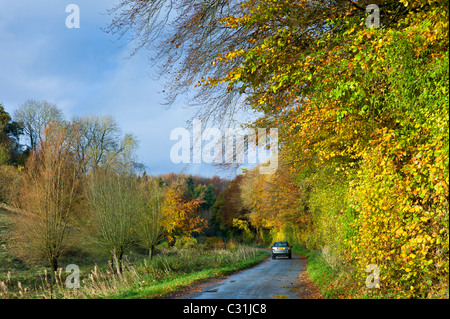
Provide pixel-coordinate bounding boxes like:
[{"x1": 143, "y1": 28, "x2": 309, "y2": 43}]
[{"x1": 180, "y1": 252, "x2": 306, "y2": 299}]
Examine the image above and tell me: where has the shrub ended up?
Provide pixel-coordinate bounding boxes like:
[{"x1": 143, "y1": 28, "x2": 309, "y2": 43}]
[
  {"x1": 204, "y1": 237, "x2": 225, "y2": 249},
  {"x1": 174, "y1": 236, "x2": 198, "y2": 249}
]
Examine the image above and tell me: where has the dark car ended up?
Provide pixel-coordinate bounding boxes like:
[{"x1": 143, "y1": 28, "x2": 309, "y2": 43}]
[{"x1": 271, "y1": 241, "x2": 292, "y2": 259}]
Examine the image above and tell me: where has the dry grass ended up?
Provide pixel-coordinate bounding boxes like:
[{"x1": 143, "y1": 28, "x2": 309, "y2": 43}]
[
  {"x1": 0, "y1": 245, "x2": 264, "y2": 299},
  {"x1": 0, "y1": 256, "x2": 142, "y2": 299}
]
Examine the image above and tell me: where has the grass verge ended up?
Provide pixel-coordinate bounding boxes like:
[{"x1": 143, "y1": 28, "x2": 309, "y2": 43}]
[{"x1": 292, "y1": 245, "x2": 355, "y2": 298}]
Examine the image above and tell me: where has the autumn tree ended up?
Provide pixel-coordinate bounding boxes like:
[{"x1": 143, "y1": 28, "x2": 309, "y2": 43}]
[
  {"x1": 162, "y1": 178, "x2": 206, "y2": 243},
  {"x1": 13, "y1": 122, "x2": 82, "y2": 274},
  {"x1": 211, "y1": 174, "x2": 250, "y2": 239}
]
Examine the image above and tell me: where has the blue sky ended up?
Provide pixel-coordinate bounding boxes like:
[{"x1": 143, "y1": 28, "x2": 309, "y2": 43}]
[{"x1": 0, "y1": 0, "x2": 246, "y2": 178}]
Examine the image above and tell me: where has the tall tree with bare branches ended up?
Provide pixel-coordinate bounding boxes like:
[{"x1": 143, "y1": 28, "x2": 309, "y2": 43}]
[
  {"x1": 14, "y1": 99, "x2": 63, "y2": 151},
  {"x1": 13, "y1": 122, "x2": 82, "y2": 274}
]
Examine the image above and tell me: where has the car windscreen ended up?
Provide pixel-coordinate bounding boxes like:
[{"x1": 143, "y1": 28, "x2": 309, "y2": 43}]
[{"x1": 273, "y1": 242, "x2": 288, "y2": 247}]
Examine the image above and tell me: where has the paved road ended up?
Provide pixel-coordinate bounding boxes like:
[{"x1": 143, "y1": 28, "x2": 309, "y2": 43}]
[{"x1": 181, "y1": 252, "x2": 305, "y2": 299}]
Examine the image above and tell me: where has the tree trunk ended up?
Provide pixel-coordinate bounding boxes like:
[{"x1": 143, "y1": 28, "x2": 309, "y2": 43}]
[
  {"x1": 50, "y1": 256, "x2": 58, "y2": 282},
  {"x1": 110, "y1": 254, "x2": 114, "y2": 272},
  {"x1": 148, "y1": 245, "x2": 154, "y2": 260},
  {"x1": 118, "y1": 250, "x2": 123, "y2": 273}
]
